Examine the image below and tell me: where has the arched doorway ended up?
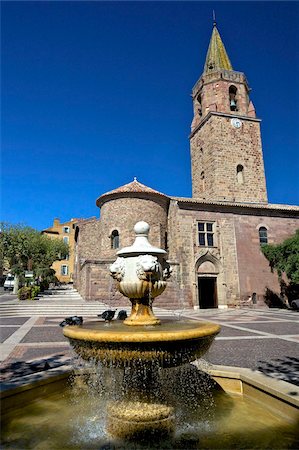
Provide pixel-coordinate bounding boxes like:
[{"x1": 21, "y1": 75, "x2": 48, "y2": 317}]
[{"x1": 197, "y1": 260, "x2": 218, "y2": 309}]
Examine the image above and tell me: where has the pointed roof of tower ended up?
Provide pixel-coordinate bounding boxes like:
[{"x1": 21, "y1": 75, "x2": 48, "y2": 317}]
[{"x1": 203, "y1": 22, "x2": 233, "y2": 74}]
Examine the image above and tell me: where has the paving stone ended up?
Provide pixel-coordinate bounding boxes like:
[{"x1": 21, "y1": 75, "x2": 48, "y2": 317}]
[
  {"x1": 217, "y1": 326, "x2": 257, "y2": 337},
  {"x1": 206, "y1": 338, "x2": 299, "y2": 370},
  {"x1": 11, "y1": 347, "x2": 72, "y2": 364},
  {"x1": 0, "y1": 327, "x2": 18, "y2": 343},
  {"x1": 20, "y1": 327, "x2": 67, "y2": 343},
  {"x1": 0, "y1": 317, "x2": 30, "y2": 325},
  {"x1": 234, "y1": 322, "x2": 299, "y2": 335}
]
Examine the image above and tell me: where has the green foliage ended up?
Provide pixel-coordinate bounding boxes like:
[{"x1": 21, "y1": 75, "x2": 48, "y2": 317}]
[
  {"x1": 18, "y1": 287, "x2": 32, "y2": 301},
  {"x1": 31, "y1": 285, "x2": 41, "y2": 299},
  {"x1": 0, "y1": 222, "x2": 69, "y2": 281},
  {"x1": 261, "y1": 229, "x2": 299, "y2": 284},
  {"x1": 18, "y1": 285, "x2": 40, "y2": 300}
]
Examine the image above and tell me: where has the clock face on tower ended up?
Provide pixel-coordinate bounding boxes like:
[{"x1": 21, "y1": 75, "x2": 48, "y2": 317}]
[{"x1": 231, "y1": 118, "x2": 242, "y2": 128}]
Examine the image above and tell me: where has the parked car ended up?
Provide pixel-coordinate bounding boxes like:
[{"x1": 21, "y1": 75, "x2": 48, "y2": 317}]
[
  {"x1": 4, "y1": 274, "x2": 15, "y2": 291},
  {"x1": 291, "y1": 299, "x2": 299, "y2": 310}
]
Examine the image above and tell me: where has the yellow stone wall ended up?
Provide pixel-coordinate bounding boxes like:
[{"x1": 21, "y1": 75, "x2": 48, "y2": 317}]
[{"x1": 42, "y1": 218, "x2": 77, "y2": 283}]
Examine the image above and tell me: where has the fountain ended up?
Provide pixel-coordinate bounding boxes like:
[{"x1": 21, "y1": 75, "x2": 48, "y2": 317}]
[
  {"x1": 2, "y1": 222, "x2": 298, "y2": 448},
  {"x1": 63, "y1": 221, "x2": 221, "y2": 440}
]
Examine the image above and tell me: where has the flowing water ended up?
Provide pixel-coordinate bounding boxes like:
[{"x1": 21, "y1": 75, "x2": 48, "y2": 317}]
[{"x1": 1, "y1": 365, "x2": 298, "y2": 450}]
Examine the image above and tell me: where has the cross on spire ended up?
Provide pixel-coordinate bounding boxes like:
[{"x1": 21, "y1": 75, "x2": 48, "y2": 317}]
[{"x1": 213, "y1": 10, "x2": 216, "y2": 27}]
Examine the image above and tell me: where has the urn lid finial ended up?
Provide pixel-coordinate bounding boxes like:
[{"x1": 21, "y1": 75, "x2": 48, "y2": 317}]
[{"x1": 117, "y1": 221, "x2": 167, "y2": 257}]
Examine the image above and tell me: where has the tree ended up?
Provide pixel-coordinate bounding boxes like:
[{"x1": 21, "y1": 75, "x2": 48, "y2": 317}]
[
  {"x1": 0, "y1": 223, "x2": 69, "y2": 293},
  {"x1": 262, "y1": 229, "x2": 299, "y2": 305}
]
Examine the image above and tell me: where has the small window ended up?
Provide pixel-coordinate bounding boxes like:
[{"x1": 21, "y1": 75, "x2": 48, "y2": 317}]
[
  {"x1": 200, "y1": 171, "x2": 205, "y2": 191},
  {"x1": 165, "y1": 232, "x2": 168, "y2": 251},
  {"x1": 74, "y1": 226, "x2": 79, "y2": 243},
  {"x1": 63, "y1": 227, "x2": 70, "y2": 234},
  {"x1": 61, "y1": 265, "x2": 69, "y2": 276},
  {"x1": 111, "y1": 230, "x2": 120, "y2": 249},
  {"x1": 198, "y1": 222, "x2": 215, "y2": 247},
  {"x1": 63, "y1": 236, "x2": 69, "y2": 244},
  {"x1": 237, "y1": 164, "x2": 244, "y2": 184},
  {"x1": 259, "y1": 227, "x2": 268, "y2": 245}
]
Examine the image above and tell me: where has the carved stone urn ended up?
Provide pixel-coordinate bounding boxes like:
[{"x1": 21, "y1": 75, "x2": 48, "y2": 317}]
[{"x1": 110, "y1": 221, "x2": 171, "y2": 326}]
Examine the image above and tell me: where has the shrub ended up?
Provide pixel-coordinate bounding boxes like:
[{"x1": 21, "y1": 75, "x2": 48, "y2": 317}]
[
  {"x1": 31, "y1": 285, "x2": 40, "y2": 299},
  {"x1": 18, "y1": 285, "x2": 40, "y2": 300},
  {"x1": 18, "y1": 287, "x2": 32, "y2": 301}
]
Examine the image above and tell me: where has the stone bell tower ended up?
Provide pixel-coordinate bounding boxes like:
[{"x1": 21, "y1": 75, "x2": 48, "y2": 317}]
[{"x1": 190, "y1": 21, "x2": 268, "y2": 204}]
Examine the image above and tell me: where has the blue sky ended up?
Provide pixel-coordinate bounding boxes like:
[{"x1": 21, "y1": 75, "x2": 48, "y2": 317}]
[{"x1": 2, "y1": 1, "x2": 299, "y2": 230}]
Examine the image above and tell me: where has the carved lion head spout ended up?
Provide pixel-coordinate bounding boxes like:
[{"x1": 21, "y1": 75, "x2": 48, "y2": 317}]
[
  {"x1": 110, "y1": 257, "x2": 125, "y2": 282},
  {"x1": 136, "y1": 255, "x2": 160, "y2": 281}
]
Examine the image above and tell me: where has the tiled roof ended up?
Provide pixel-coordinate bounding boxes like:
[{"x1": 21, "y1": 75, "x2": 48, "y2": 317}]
[
  {"x1": 96, "y1": 178, "x2": 169, "y2": 207},
  {"x1": 172, "y1": 197, "x2": 299, "y2": 212}
]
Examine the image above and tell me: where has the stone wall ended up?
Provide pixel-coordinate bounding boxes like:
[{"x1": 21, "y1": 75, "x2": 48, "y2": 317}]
[
  {"x1": 190, "y1": 114, "x2": 268, "y2": 203},
  {"x1": 73, "y1": 198, "x2": 298, "y2": 310},
  {"x1": 167, "y1": 200, "x2": 240, "y2": 308},
  {"x1": 167, "y1": 201, "x2": 299, "y2": 308},
  {"x1": 99, "y1": 196, "x2": 168, "y2": 258},
  {"x1": 234, "y1": 213, "x2": 299, "y2": 301}
]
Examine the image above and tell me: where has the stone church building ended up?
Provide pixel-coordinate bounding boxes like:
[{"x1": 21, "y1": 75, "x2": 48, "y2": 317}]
[{"x1": 73, "y1": 24, "x2": 299, "y2": 309}]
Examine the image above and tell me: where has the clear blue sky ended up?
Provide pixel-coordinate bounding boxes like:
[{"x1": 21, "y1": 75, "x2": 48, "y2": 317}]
[{"x1": 2, "y1": 1, "x2": 299, "y2": 230}]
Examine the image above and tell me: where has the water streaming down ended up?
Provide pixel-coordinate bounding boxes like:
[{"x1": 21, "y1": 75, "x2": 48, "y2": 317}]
[
  {"x1": 2, "y1": 366, "x2": 298, "y2": 450},
  {"x1": 25, "y1": 220, "x2": 295, "y2": 449},
  {"x1": 62, "y1": 221, "x2": 221, "y2": 442},
  {"x1": 1, "y1": 228, "x2": 298, "y2": 449}
]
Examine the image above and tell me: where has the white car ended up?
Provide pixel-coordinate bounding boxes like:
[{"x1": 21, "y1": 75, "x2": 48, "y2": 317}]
[{"x1": 4, "y1": 274, "x2": 15, "y2": 291}]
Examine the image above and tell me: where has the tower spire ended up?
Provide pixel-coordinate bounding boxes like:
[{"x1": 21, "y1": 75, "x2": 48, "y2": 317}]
[{"x1": 203, "y1": 23, "x2": 233, "y2": 74}]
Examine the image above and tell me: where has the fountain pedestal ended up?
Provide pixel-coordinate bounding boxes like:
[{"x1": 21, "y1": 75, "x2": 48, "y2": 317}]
[
  {"x1": 64, "y1": 221, "x2": 221, "y2": 442},
  {"x1": 107, "y1": 401, "x2": 175, "y2": 440}
]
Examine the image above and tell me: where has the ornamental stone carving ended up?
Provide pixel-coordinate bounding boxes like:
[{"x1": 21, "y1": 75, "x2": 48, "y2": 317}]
[
  {"x1": 136, "y1": 255, "x2": 160, "y2": 281},
  {"x1": 110, "y1": 257, "x2": 125, "y2": 282},
  {"x1": 109, "y1": 221, "x2": 171, "y2": 326}
]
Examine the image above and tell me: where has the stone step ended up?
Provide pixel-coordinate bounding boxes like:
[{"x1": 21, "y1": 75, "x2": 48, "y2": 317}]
[{"x1": 0, "y1": 306, "x2": 173, "y2": 317}]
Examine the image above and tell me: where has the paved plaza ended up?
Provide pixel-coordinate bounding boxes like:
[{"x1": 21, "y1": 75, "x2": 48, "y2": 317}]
[{"x1": 0, "y1": 288, "x2": 299, "y2": 385}]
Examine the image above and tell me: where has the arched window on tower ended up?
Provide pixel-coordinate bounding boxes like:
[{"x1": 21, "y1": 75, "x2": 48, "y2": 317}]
[
  {"x1": 111, "y1": 230, "x2": 120, "y2": 249},
  {"x1": 200, "y1": 171, "x2": 205, "y2": 191},
  {"x1": 259, "y1": 227, "x2": 268, "y2": 245},
  {"x1": 229, "y1": 85, "x2": 238, "y2": 111},
  {"x1": 237, "y1": 164, "x2": 244, "y2": 184}
]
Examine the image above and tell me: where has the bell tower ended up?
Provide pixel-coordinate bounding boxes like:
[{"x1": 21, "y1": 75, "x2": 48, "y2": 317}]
[{"x1": 190, "y1": 21, "x2": 268, "y2": 203}]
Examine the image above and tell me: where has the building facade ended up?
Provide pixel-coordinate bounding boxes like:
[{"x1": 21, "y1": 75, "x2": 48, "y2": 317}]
[
  {"x1": 42, "y1": 218, "x2": 77, "y2": 283},
  {"x1": 73, "y1": 24, "x2": 299, "y2": 308}
]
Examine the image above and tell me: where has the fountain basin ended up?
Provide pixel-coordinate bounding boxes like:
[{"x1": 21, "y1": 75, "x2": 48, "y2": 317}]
[
  {"x1": 1, "y1": 364, "x2": 298, "y2": 449},
  {"x1": 63, "y1": 319, "x2": 221, "y2": 368}
]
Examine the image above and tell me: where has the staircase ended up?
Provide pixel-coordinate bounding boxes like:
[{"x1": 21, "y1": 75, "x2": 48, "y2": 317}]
[{"x1": 0, "y1": 287, "x2": 110, "y2": 317}]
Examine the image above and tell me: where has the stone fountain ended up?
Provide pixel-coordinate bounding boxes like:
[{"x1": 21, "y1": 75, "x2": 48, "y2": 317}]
[{"x1": 63, "y1": 221, "x2": 220, "y2": 440}]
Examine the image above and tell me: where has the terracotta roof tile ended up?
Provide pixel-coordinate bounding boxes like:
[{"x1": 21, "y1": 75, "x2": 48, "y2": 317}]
[{"x1": 96, "y1": 178, "x2": 168, "y2": 207}]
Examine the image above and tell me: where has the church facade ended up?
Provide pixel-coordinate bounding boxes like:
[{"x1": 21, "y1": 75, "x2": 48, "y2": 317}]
[{"x1": 73, "y1": 24, "x2": 299, "y2": 309}]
